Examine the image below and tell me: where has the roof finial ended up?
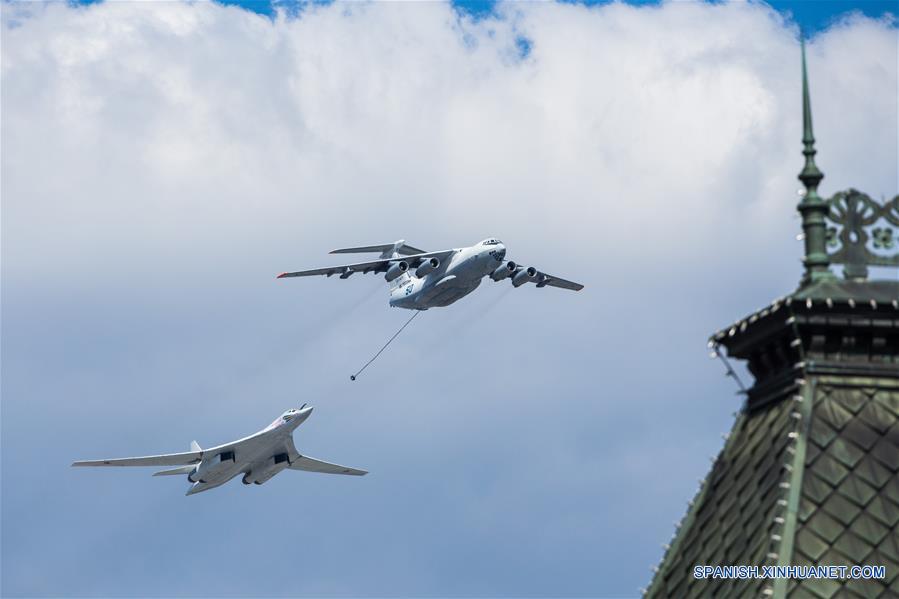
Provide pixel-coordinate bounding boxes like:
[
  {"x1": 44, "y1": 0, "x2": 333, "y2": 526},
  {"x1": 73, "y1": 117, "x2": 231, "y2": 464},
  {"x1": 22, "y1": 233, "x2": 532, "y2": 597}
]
[
  {"x1": 796, "y1": 37, "x2": 834, "y2": 286},
  {"x1": 799, "y1": 39, "x2": 823, "y2": 193}
]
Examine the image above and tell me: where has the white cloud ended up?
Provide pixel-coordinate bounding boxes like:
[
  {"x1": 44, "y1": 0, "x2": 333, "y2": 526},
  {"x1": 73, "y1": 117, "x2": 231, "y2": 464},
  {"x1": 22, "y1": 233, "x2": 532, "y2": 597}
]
[
  {"x1": 1, "y1": 1, "x2": 895, "y2": 595},
  {"x1": 3, "y1": 1, "x2": 895, "y2": 285}
]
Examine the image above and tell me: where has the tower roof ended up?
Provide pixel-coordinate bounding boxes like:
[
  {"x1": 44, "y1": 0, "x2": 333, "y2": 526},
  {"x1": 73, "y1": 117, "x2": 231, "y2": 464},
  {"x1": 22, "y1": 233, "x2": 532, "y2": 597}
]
[
  {"x1": 645, "y1": 40, "x2": 899, "y2": 599},
  {"x1": 646, "y1": 377, "x2": 899, "y2": 598}
]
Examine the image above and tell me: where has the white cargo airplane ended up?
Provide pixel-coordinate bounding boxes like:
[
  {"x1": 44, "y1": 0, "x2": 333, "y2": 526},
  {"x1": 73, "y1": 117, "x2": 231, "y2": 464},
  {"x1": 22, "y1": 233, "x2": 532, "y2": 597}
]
[
  {"x1": 277, "y1": 239, "x2": 584, "y2": 309},
  {"x1": 72, "y1": 406, "x2": 366, "y2": 496}
]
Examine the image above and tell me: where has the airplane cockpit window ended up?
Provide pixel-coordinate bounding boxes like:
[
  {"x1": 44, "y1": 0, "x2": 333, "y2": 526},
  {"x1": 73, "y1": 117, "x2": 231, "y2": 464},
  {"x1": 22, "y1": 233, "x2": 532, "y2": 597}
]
[{"x1": 483, "y1": 239, "x2": 501, "y2": 246}]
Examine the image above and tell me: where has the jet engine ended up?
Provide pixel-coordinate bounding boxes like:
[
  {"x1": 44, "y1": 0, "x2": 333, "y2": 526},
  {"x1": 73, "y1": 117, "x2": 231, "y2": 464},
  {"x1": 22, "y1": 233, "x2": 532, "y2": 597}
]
[
  {"x1": 384, "y1": 261, "x2": 409, "y2": 282},
  {"x1": 241, "y1": 453, "x2": 290, "y2": 485},
  {"x1": 490, "y1": 261, "x2": 517, "y2": 282},
  {"x1": 190, "y1": 450, "x2": 235, "y2": 483},
  {"x1": 512, "y1": 266, "x2": 538, "y2": 287},
  {"x1": 415, "y1": 257, "x2": 439, "y2": 277}
]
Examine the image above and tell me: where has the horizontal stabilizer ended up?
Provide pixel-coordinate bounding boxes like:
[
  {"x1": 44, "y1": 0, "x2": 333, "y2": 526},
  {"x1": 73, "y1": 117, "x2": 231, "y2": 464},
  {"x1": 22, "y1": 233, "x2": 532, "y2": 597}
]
[{"x1": 153, "y1": 465, "x2": 196, "y2": 477}]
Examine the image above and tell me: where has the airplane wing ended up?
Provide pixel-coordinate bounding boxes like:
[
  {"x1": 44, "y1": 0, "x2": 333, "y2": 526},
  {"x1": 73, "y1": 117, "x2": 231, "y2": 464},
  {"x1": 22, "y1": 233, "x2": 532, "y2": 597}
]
[
  {"x1": 289, "y1": 455, "x2": 368, "y2": 476},
  {"x1": 499, "y1": 261, "x2": 584, "y2": 292},
  {"x1": 72, "y1": 450, "x2": 203, "y2": 468},
  {"x1": 277, "y1": 250, "x2": 453, "y2": 280},
  {"x1": 536, "y1": 273, "x2": 584, "y2": 291}
]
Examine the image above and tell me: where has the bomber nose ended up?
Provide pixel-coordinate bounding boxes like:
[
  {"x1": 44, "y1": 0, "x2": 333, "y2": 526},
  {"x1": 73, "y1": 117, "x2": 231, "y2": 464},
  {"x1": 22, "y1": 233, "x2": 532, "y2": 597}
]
[
  {"x1": 496, "y1": 245, "x2": 506, "y2": 260},
  {"x1": 296, "y1": 406, "x2": 313, "y2": 423}
]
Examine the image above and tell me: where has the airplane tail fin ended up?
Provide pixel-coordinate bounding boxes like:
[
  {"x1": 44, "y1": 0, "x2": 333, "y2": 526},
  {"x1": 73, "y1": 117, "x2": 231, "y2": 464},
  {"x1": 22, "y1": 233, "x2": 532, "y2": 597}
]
[
  {"x1": 190, "y1": 440, "x2": 202, "y2": 453},
  {"x1": 330, "y1": 240, "x2": 426, "y2": 259}
]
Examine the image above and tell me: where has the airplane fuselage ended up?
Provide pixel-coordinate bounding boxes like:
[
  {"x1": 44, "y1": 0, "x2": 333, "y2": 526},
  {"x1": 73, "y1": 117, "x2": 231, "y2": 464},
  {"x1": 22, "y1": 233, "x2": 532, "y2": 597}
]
[
  {"x1": 185, "y1": 408, "x2": 310, "y2": 495},
  {"x1": 276, "y1": 237, "x2": 582, "y2": 309},
  {"x1": 388, "y1": 241, "x2": 506, "y2": 310},
  {"x1": 73, "y1": 408, "x2": 367, "y2": 496}
]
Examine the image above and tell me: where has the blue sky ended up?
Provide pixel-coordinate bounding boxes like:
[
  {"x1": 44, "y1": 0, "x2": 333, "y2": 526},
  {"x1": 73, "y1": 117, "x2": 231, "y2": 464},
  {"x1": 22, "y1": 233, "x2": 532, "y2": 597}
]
[
  {"x1": 211, "y1": 0, "x2": 899, "y2": 32},
  {"x1": 2, "y1": 1, "x2": 897, "y2": 597}
]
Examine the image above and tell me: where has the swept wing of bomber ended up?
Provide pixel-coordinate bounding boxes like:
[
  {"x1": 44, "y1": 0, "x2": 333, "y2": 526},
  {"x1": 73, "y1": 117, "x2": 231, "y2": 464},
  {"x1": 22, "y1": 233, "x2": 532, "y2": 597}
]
[
  {"x1": 277, "y1": 239, "x2": 584, "y2": 310},
  {"x1": 71, "y1": 406, "x2": 366, "y2": 495}
]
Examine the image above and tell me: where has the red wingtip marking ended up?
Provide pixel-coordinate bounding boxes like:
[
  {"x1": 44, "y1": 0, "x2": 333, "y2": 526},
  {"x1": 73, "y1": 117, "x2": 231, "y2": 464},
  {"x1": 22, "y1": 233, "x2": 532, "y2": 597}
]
[{"x1": 277, "y1": 273, "x2": 287, "y2": 279}]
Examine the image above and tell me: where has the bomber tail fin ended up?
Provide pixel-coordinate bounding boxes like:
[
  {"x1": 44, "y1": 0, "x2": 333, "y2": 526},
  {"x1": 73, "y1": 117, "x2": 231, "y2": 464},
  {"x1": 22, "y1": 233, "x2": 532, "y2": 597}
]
[
  {"x1": 190, "y1": 440, "x2": 202, "y2": 453},
  {"x1": 330, "y1": 240, "x2": 426, "y2": 259}
]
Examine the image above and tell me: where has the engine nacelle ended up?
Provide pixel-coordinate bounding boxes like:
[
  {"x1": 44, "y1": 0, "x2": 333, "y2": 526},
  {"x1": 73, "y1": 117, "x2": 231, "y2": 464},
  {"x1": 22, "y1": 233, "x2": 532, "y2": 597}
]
[
  {"x1": 415, "y1": 257, "x2": 439, "y2": 278},
  {"x1": 512, "y1": 266, "x2": 538, "y2": 288},
  {"x1": 490, "y1": 261, "x2": 517, "y2": 282},
  {"x1": 241, "y1": 453, "x2": 290, "y2": 486},
  {"x1": 384, "y1": 261, "x2": 409, "y2": 282},
  {"x1": 191, "y1": 450, "x2": 235, "y2": 483}
]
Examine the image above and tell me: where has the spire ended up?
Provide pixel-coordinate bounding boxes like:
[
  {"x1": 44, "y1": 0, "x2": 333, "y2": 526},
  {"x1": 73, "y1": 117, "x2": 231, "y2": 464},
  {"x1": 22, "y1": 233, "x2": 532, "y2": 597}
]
[
  {"x1": 799, "y1": 39, "x2": 823, "y2": 193},
  {"x1": 796, "y1": 38, "x2": 834, "y2": 285}
]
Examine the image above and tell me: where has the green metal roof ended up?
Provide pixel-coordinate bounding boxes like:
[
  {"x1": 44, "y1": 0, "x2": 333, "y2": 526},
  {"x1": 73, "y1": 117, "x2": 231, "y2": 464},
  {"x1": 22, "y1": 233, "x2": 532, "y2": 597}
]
[
  {"x1": 646, "y1": 378, "x2": 899, "y2": 598},
  {"x1": 646, "y1": 397, "x2": 795, "y2": 597},
  {"x1": 645, "y1": 41, "x2": 898, "y2": 599}
]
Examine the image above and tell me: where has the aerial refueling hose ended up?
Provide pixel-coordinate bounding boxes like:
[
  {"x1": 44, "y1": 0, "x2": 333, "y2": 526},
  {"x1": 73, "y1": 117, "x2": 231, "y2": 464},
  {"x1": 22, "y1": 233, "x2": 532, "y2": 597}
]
[{"x1": 350, "y1": 310, "x2": 422, "y2": 381}]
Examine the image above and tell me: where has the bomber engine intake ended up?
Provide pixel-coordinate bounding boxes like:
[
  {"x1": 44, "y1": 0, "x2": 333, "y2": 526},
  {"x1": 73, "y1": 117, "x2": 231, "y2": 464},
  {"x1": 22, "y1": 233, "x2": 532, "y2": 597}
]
[
  {"x1": 490, "y1": 261, "x2": 517, "y2": 281},
  {"x1": 384, "y1": 261, "x2": 409, "y2": 282},
  {"x1": 241, "y1": 453, "x2": 290, "y2": 485},
  {"x1": 415, "y1": 257, "x2": 440, "y2": 277},
  {"x1": 190, "y1": 450, "x2": 235, "y2": 483}
]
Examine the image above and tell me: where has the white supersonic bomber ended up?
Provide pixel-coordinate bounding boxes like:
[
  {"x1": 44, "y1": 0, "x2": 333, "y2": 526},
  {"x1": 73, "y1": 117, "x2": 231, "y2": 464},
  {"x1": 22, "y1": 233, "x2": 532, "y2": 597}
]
[
  {"x1": 277, "y1": 239, "x2": 584, "y2": 309},
  {"x1": 71, "y1": 406, "x2": 366, "y2": 496}
]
